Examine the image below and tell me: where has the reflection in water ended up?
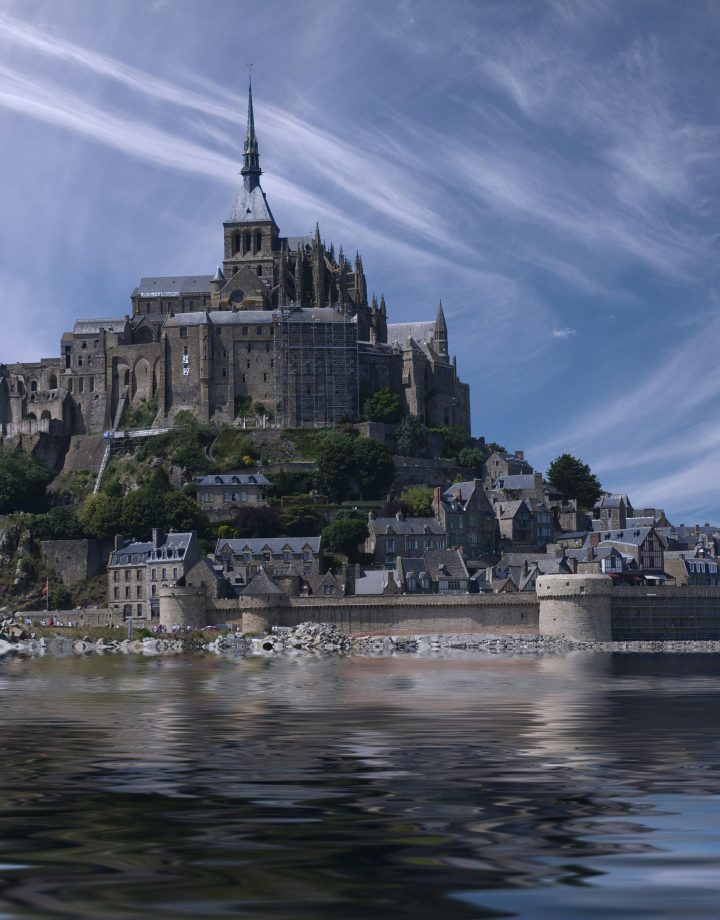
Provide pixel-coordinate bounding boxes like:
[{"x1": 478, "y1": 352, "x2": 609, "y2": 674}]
[{"x1": 0, "y1": 652, "x2": 719, "y2": 917}]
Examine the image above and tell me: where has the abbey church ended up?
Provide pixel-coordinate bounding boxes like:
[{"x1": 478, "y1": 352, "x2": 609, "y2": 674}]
[{"x1": 0, "y1": 84, "x2": 470, "y2": 437}]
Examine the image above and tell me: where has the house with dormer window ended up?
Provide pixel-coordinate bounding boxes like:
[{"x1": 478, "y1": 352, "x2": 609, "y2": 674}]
[
  {"x1": 195, "y1": 471, "x2": 270, "y2": 519},
  {"x1": 108, "y1": 529, "x2": 200, "y2": 620},
  {"x1": 365, "y1": 512, "x2": 447, "y2": 568},
  {"x1": 214, "y1": 535, "x2": 322, "y2": 594}
]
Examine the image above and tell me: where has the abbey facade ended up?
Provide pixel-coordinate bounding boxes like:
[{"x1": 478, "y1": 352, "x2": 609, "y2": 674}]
[{"x1": 0, "y1": 84, "x2": 470, "y2": 438}]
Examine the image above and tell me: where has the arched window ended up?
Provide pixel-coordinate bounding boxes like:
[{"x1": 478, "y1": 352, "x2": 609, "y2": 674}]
[
  {"x1": 255, "y1": 231, "x2": 262, "y2": 253},
  {"x1": 243, "y1": 231, "x2": 251, "y2": 255},
  {"x1": 30, "y1": 379, "x2": 37, "y2": 393},
  {"x1": 48, "y1": 373, "x2": 58, "y2": 390},
  {"x1": 233, "y1": 232, "x2": 241, "y2": 254}
]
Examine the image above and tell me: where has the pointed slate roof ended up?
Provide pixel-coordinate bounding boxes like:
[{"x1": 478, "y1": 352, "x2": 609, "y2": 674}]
[{"x1": 242, "y1": 566, "x2": 283, "y2": 596}]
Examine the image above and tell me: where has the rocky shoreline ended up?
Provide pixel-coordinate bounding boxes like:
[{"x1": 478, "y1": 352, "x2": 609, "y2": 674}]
[{"x1": 2, "y1": 616, "x2": 720, "y2": 657}]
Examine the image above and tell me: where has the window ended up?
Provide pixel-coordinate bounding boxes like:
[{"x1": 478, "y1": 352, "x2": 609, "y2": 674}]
[
  {"x1": 137, "y1": 604, "x2": 143, "y2": 617},
  {"x1": 125, "y1": 570, "x2": 130, "y2": 581},
  {"x1": 151, "y1": 584, "x2": 156, "y2": 597},
  {"x1": 303, "y1": 563, "x2": 311, "y2": 575},
  {"x1": 386, "y1": 539, "x2": 395, "y2": 552},
  {"x1": 172, "y1": 567, "x2": 178, "y2": 579},
  {"x1": 125, "y1": 586, "x2": 130, "y2": 599},
  {"x1": 78, "y1": 378, "x2": 84, "y2": 394},
  {"x1": 256, "y1": 327, "x2": 262, "y2": 335},
  {"x1": 77, "y1": 356, "x2": 83, "y2": 367},
  {"x1": 114, "y1": 571, "x2": 119, "y2": 582},
  {"x1": 136, "y1": 586, "x2": 142, "y2": 599},
  {"x1": 283, "y1": 551, "x2": 292, "y2": 563},
  {"x1": 180, "y1": 327, "x2": 188, "y2": 338},
  {"x1": 161, "y1": 568, "x2": 167, "y2": 580},
  {"x1": 242, "y1": 327, "x2": 248, "y2": 336},
  {"x1": 136, "y1": 570, "x2": 142, "y2": 581},
  {"x1": 247, "y1": 360, "x2": 250, "y2": 369},
  {"x1": 425, "y1": 539, "x2": 433, "y2": 550},
  {"x1": 323, "y1": 584, "x2": 334, "y2": 596},
  {"x1": 114, "y1": 587, "x2": 119, "y2": 599},
  {"x1": 151, "y1": 569, "x2": 157, "y2": 581}
]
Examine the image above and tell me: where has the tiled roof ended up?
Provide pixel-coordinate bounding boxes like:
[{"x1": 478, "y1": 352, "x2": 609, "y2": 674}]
[
  {"x1": 73, "y1": 319, "x2": 128, "y2": 334},
  {"x1": 242, "y1": 566, "x2": 284, "y2": 596},
  {"x1": 386, "y1": 321, "x2": 435, "y2": 346},
  {"x1": 370, "y1": 516, "x2": 445, "y2": 536},
  {"x1": 215, "y1": 536, "x2": 321, "y2": 556},
  {"x1": 133, "y1": 276, "x2": 213, "y2": 297},
  {"x1": 197, "y1": 473, "x2": 270, "y2": 487},
  {"x1": 109, "y1": 541, "x2": 153, "y2": 567}
]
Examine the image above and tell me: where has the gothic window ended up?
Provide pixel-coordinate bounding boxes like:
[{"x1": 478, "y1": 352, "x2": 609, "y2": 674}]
[
  {"x1": 243, "y1": 231, "x2": 251, "y2": 255},
  {"x1": 30, "y1": 380, "x2": 37, "y2": 393},
  {"x1": 255, "y1": 231, "x2": 262, "y2": 253},
  {"x1": 256, "y1": 265, "x2": 262, "y2": 276},
  {"x1": 78, "y1": 378, "x2": 84, "y2": 394},
  {"x1": 48, "y1": 373, "x2": 58, "y2": 389},
  {"x1": 233, "y1": 233, "x2": 241, "y2": 254}
]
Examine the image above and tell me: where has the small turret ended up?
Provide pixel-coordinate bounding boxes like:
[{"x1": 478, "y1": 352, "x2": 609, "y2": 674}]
[
  {"x1": 435, "y1": 300, "x2": 448, "y2": 357},
  {"x1": 211, "y1": 265, "x2": 225, "y2": 293}
]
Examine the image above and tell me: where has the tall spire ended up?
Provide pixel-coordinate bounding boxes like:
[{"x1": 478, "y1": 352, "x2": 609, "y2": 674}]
[{"x1": 241, "y1": 70, "x2": 261, "y2": 190}]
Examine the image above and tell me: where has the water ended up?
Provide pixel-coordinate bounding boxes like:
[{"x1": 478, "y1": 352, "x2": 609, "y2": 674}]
[{"x1": 1, "y1": 650, "x2": 720, "y2": 918}]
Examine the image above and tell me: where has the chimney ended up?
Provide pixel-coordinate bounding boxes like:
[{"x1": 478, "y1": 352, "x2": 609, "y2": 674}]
[
  {"x1": 516, "y1": 450, "x2": 524, "y2": 460},
  {"x1": 534, "y1": 472, "x2": 543, "y2": 491},
  {"x1": 114, "y1": 534, "x2": 124, "y2": 551},
  {"x1": 569, "y1": 556, "x2": 578, "y2": 574},
  {"x1": 395, "y1": 511, "x2": 404, "y2": 521},
  {"x1": 433, "y1": 486, "x2": 442, "y2": 520},
  {"x1": 152, "y1": 528, "x2": 165, "y2": 549},
  {"x1": 589, "y1": 532, "x2": 600, "y2": 548}
]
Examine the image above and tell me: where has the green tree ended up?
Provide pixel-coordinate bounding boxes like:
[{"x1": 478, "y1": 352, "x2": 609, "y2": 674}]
[
  {"x1": 362, "y1": 388, "x2": 403, "y2": 424},
  {"x1": 279, "y1": 504, "x2": 324, "y2": 537},
  {"x1": 398, "y1": 486, "x2": 434, "y2": 517},
  {"x1": 78, "y1": 494, "x2": 123, "y2": 540},
  {"x1": 163, "y1": 491, "x2": 209, "y2": 534},
  {"x1": 30, "y1": 507, "x2": 83, "y2": 540},
  {"x1": 433, "y1": 425, "x2": 470, "y2": 457},
  {"x1": 546, "y1": 453, "x2": 602, "y2": 509},
  {"x1": 322, "y1": 517, "x2": 369, "y2": 561},
  {"x1": 395, "y1": 415, "x2": 428, "y2": 457},
  {"x1": 173, "y1": 409, "x2": 197, "y2": 427},
  {"x1": 233, "y1": 505, "x2": 281, "y2": 538},
  {"x1": 50, "y1": 584, "x2": 74, "y2": 611},
  {"x1": 457, "y1": 446, "x2": 485, "y2": 471},
  {"x1": 0, "y1": 450, "x2": 51, "y2": 514},
  {"x1": 217, "y1": 524, "x2": 239, "y2": 539},
  {"x1": 353, "y1": 438, "x2": 395, "y2": 500},
  {"x1": 313, "y1": 433, "x2": 358, "y2": 501}
]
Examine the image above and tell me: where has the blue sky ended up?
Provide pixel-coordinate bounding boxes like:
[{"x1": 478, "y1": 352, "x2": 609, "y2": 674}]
[{"x1": 0, "y1": 0, "x2": 719, "y2": 522}]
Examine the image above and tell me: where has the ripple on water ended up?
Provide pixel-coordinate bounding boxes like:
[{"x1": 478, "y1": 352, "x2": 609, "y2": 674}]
[{"x1": 0, "y1": 652, "x2": 719, "y2": 917}]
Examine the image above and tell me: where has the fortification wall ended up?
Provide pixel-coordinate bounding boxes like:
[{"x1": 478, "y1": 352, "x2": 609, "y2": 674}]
[
  {"x1": 611, "y1": 586, "x2": 720, "y2": 640},
  {"x1": 537, "y1": 574, "x2": 613, "y2": 642},
  {"x1": 41, "y1": 538, "x2": 110, "y2": 584},
  {"x1": 20, "y1": 607, "x2": 125, "y2": 627}
]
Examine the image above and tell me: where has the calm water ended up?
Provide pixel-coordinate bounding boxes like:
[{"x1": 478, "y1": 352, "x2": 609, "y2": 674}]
[{"x1": 1, "y1": 650, "x2": 720, "y2": 918}]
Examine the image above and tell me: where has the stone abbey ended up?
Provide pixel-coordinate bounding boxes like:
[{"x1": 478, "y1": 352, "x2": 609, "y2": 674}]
[{"x1": 0, "y1": 82, "x2": 470, "y2": 436}]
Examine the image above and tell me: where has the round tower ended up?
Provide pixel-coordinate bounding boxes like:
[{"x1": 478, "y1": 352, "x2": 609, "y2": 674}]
[{"x1": 536, "y1": 574, "x2": 613, "y2": 642}]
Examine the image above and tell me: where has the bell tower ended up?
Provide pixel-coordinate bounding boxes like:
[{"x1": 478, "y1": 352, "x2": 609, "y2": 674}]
[{"x1": 222, "y1": 74, "x2": 279, "y2": 295}]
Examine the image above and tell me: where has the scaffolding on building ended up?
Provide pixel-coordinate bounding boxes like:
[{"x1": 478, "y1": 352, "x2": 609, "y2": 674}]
[{"x1": 273, "y1": 305, "x2": 359, "y2": 428}]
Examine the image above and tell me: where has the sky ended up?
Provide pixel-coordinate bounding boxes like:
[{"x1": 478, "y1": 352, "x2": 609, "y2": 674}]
[{"x1": 0, "y1": 0, "x2": 719, "y2": 522}]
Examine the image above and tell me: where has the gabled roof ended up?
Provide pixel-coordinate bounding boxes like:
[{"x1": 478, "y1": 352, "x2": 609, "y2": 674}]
[
  {"x1": 133, "y1": 276, "x2": 213, "y2": 297},
  {"x1": 73, "y1": 318, "x2": 128, "y2": 335},
  {"x1": 109, "y1": 541, "x2": 153, "y2": 567},
  {"x1": 586, "y1": 526, "x2": 666, "y2": 549},
  {"x1": 386, "y1": 321, "x2": 436, "y2": 346},
  {"x1": 369, "y1": 516, "x2": 445, "y2": 536},
  {"x1": 494, "y1": 474, "x2": 538, "y2": 491},
  {"x1": 354, "y1": 569, "x2": 394, "y2": 595},
  {"x1": 215, "y1": 536, "x2": 321, "y2": 556},
  {"x1": 197, "y1": 473, "x2": 270, "y2": 487}
]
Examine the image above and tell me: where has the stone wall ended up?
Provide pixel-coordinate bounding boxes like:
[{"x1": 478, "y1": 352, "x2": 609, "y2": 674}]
[
  {"x1": 611, "y1": 586, "x2": 720, "y2": 640},
  {"x1": 41, "y1": 538, "x2": 110, "y2": 584},
  {"x1": 20, "y1": 607, "x2": 126, "y2": 627}
]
